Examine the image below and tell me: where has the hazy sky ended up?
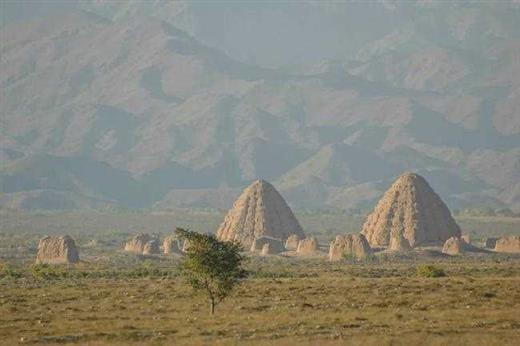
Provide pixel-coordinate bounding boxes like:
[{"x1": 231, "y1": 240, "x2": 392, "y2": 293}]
[{"x1": 1, "y1": 0, "x2": 408, "y2": 68}]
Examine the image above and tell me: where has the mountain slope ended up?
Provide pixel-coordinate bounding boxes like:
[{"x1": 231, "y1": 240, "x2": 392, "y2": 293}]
[{"x1": 1, "y1": 4, "x2": 519, "y2": 212}]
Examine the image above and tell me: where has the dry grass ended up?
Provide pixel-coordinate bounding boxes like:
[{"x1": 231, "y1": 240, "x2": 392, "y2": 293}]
[
  {"x1": 1, "y1": 259, "x2": 520, "y2": 345},
  {"x1": 1, "y1": 211, "x2": 519, "y2": 345}
]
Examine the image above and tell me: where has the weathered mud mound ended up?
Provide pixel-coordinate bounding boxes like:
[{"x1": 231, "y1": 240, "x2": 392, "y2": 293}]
[
  {"x1": 143, "y1": 239, "x2": 160, "y2": 255},
  {"x1": 442, "y1": 236, "x2": 491, "y2": 256},
  {"x1": 285, "y1": 234, "x2": 301, "y2": 251},
  {"x1": 261, "y1": 243, "x2": 274, "y2": 255},
  {"x1": 296, "y1": 237, "x2": 318, "y2": 255},
  {"x1": 329, "y1": 234, "x2": 372, "y2": 261},
  {"x1": 216, "y1": 180, "x2": 304, "y2": 248},
  {"x1": 36, "y1": 235, "x2": 79, "y2": 264},
  {"x1": 124, "y1": 233, "x2": 152, "y2": 254},
  {"x1": 442, "y1": 237, "x2": 465, "y2": 255},
  {"x1": 163, "y1": 235, "x2": 181, "y2": 255},
  {"x1": 389, "y1": 231, "x2": 412, "y2": 252},
  {"x1": 251, "y1": 236, "x2": 285, "y2": 254},
  {"x1": 495, "y1": 236, "x2": 520, "y2": 253},
  {"x1": 361, "y1": 172, "x2": 461, "y2": 247}
]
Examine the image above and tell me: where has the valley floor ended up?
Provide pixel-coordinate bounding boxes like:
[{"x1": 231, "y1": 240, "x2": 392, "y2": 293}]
[{"x1": 2, "y1": 259, "x2": 520, "y2": 345}]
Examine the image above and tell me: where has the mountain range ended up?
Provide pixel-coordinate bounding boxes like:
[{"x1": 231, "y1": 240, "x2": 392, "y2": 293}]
[{"x1": 1, "y1": 1, "x2": 519, "y2": 212}]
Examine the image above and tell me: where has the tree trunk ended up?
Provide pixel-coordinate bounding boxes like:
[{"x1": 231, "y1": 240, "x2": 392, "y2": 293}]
[{"x1": 210, "y1": 299, "x2": 215, "y2": 315}]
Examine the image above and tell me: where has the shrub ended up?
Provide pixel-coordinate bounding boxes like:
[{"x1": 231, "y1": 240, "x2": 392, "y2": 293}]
[
  {"x1": 342, "y1": 253, "x2": 358, "y2": 262},
  {"x1": 342, "y1": 253, "x2": 377, "y2": 263},
  {"x1": 0, "y1": 262, "x2": 24, "y2": 279},
  {"x1": 31, "y1": 264, "x2": 69, "y2": 280},
  {"x1": 416, "y1": 265, "x2": 446, "y2": 278},
  {"x1": 124, "y1": 260, "x2": 173, "y2": 278}
]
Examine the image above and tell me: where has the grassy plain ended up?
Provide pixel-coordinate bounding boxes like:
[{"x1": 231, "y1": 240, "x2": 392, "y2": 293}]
[
  {"x1": 2, "y1": 258, "x2": 520, "y2": 345},
  {"x1": 1, "y1": 210, "x2": 520, "y2": 345}
]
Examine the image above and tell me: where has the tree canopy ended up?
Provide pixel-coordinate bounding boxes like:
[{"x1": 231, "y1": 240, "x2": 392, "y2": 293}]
[{"x1": 175, "y1": 228, "x2": 247, "y2": 314}]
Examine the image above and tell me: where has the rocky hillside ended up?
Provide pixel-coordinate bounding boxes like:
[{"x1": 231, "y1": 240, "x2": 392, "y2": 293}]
[{"x1": 1, "y1": 2, "x2": 519, "y2": 211}]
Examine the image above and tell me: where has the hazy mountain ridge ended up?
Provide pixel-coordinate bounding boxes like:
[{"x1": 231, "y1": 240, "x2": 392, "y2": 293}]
[{"x1": 1, "y1": 3, "x2": 519, "y2": 212}]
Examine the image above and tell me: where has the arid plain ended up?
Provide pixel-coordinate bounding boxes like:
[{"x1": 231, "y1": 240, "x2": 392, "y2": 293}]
[{"x1": 2, "y1": 209, "x2": 520, "y2": 345}]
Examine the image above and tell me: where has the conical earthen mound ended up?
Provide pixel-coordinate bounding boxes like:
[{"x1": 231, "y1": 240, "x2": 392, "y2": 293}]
[
  {"x1": 216, "y1": 180, "x2": 305, "y2": 248},
  {"x1": 361, "y1": 172, "x2": 461, "y2": 247}
]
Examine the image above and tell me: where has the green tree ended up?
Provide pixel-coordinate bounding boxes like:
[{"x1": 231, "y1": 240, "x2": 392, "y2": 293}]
[{"x1": 175, "y1": 228, "x2": 247, "y2": 314}]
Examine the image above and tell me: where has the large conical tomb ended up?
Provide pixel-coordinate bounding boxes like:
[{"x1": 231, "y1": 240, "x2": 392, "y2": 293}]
[
  {"x1": 361, "y1": 172, "x2": 461, "y2": 247},
  {"x1": 216, "y1": 180, "x2": 305, "y2": 248}
]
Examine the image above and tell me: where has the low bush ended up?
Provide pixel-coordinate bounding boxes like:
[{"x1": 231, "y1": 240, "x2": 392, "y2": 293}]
[
  {"x1": 123, "y1": 260, "x2": 174, "y2": 278},
  {"x1": 0, "y1": 262, "x2": 24, "y2": 279},
  {"x1": 416, "y1": 265, "x2": 446, "y2": 278},
  {"x1": 31, "y1": 264, "x2": 69, "y2": 280},
  {"x1": 342, "y1": 253, "x2": 378, "y2": 263}
]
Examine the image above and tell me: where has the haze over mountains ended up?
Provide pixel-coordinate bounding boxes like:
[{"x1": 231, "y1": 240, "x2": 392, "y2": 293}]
[{"x1": 1, "y1": 1, "x2": 519, "y2": 212}]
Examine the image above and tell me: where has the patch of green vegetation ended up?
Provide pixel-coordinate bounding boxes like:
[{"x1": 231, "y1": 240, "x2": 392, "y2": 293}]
[
  {"x1": 416, "y1": 264, "x2": 446, "y2": 278},
  {"x1": 341, "y1": 253, "x2": 378, "y2": 264},
  {"x1": 30, "y1": 264, "x2": 70, "y2": 280},
  {"x1": 0, "y1": 262, "x2": 23, "y2": 279}
]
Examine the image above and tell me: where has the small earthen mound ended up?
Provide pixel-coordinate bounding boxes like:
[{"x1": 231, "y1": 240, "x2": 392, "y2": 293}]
[
  {"x1": 285, "y1": 234, "x2": 301, "y2": 251},
  {"x1": 361, "y1": 172, "x2": 461, "y2": 247},
  {"x1": 143, "y1": 240, "x2": 161, "y2": 255},
  {"x1": 216, "y1": 180, "x2": 305, "y2": 248},
  {"x1": 36, "y1": 235, "x2": 79, "y2": 264},
  {"x1": 250, "y1": 236, "x2": 285, "y2": 254},
  {"x1": 261, "y1": 243, "x2": 273, "y2": 255},
  {"x1": 163, "y1": 235, "x2": 181, "y2": 255},
  {"x1": 389, "y1": 232, "x2": 412, "y2": 252},
  {"x1": 296, "y1": 236, "x2": 318, "y2": 255},
  {"x1": 124, "y1": 233, "x2": 152, "y2": 254},
  {"x1": 442, "y1": 237, "x2": 465, "y2": 255},
  {"x1": 329, "y1": 234, "x2": 372, "y2": 261},
  {"x1": 495, "y1": 236, "x2": 520, "y2": 253},
  {"x1": 485, "y1": 237, "x2": 498, "y2": 249}
]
